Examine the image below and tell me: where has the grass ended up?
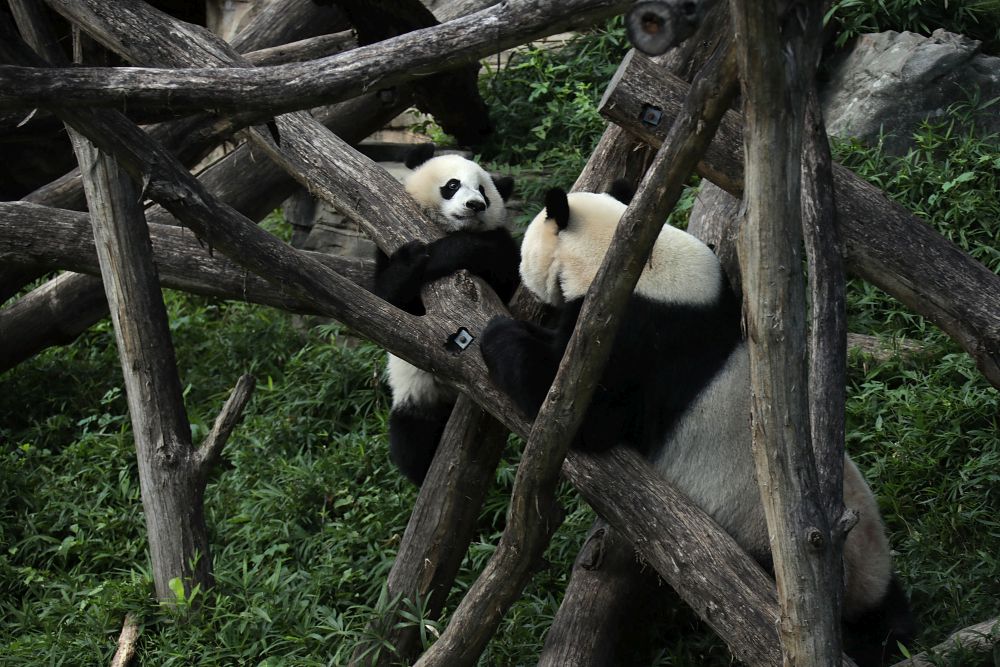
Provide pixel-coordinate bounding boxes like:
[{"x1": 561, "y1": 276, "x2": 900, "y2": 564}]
[{"x1": 3, "y1": 19, "x2": 1000, "y2": 667}]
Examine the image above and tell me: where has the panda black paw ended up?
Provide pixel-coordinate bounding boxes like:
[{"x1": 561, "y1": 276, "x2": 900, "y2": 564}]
[
  {"x1": 375, "y1": 241, "x2": 431, "y2": 312},
  {"x1": 481, "y1": 316, "x2": 560, "y2": 416}
]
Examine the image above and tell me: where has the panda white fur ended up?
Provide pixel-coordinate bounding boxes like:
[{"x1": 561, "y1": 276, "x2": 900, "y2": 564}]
[
  {"x1": 479, "y1": 186, "x2": 916, "y2": 666},
  {"x1": 375, "y1": 144, "x2": 517, "y2": 486}
]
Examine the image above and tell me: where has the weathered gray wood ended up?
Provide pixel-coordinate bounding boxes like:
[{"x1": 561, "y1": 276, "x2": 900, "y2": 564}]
[
  {"x1": 563, "y1": 447, "x2": 782, "y2": 667},
  {"x1": 600, "y1": 53, "x2": 1000, "y2": 390},
  {"x1": 353, "y1": 397, "x2": 509, "y2": 666},
  {"x1": 537, "y1": 519, "x2": 653, "y2": 667},
  {"x1": 244, "y1": 31, "x2": 356, "y2": 66},
  {"x1": 414, "y1": 34, "x2": 740, "y2": 667},
  {"x1": 731, "y1": 1, "x2": 841, "y2": 663},
  {"x1": 229, "y1": 0, "x2": 348, "y2": 52},
  {"x1": 889, "y1": 617, "x2": 998, "y2": 667},
  {"x1": 1, "y1": 0, "x2": 633, "y2": 115},
  {"x1": 69, "y1": 124, "x2": 212, "y2": 601},
  {"x1": 0, "y1": 271, "x2": 108, "y2": 367}
]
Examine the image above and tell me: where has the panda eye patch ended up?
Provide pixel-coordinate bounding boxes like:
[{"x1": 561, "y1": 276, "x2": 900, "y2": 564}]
[{"x1": 445, "y1": 179, "x2": 460, "y2": 191}]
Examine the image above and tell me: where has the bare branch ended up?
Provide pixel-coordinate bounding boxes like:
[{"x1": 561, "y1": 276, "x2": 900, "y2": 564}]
[
  {"x1": 110, "y1": 613, "x2": 141, "y2": 667},
  {"x1": 194, "y1": 374, "x2": 257, "y2": 481}
]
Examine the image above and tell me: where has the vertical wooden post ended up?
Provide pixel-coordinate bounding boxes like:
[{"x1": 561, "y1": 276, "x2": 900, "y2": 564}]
[
  {"x1": 729, "y1": 0, "x2": 843, "y2": 664},
  {"x1": 69, "y1": 129, "x2": 214, "y2": 601}
]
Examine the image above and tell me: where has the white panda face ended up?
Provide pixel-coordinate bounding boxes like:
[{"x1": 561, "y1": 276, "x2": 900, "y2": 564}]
[
  {"x1": 404, "y1": 154, "x2": 509, "y2": 233},
  {"x1": 519, "y1": 190, "x2": 725, "y2": 307}
]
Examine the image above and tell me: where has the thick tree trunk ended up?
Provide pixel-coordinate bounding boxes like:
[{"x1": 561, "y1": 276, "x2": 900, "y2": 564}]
[
  {"x1": 731, "y1": 1, "x2": 842, "y2": 663},
  {"x1": 69, "y1": 128, "x2": 212, "y2": 600}
]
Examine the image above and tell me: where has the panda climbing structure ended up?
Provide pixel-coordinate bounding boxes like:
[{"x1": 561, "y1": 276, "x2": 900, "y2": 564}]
[
  {"x1": 479, "y1": 185, "x2": 917, "y2": 666},
  {"x1": 375, "y1": 144, "x2": 517, "y2": 486}
]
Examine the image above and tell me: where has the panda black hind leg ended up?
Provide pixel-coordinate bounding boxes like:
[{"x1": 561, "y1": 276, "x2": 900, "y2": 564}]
[
  {"x1": 843, "y1": 575, "x2": 918, "y2": 667},
  {"x1": 480, "y1": 316, "x2": 566, "y2": 418}
]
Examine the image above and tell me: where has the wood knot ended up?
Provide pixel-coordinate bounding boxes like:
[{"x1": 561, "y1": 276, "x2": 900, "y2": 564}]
[{"x1": 806, "y1": 527, "x2": 824, "y2": 549}]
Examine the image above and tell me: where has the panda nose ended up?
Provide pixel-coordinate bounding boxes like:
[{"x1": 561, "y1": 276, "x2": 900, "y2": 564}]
[{"x1": 466, "y1": 199, "x2": 486, "y2": 212}]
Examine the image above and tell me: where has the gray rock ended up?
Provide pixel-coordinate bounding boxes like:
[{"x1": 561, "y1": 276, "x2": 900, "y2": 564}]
[{"x1": 821, "y1": 29, "x2": 1000, "y2": 153}]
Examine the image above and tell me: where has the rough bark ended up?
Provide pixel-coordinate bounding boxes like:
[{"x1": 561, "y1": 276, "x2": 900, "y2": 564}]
[
  {"x1": 69, "y1": 126, "x2": 212, "y2": 600},
  {"x1": 890, "y1": 617, "x2": 998, "y2": 667},
  {"x1": 0, "y1": 0, "x2": 633, "y2": 115},
  {"x1": 414, "y1": 33, "x2": 740, "y2": 667},
  {"x1": 537, "y1": 519, "x2": 655, "y2": 667},
  {"x1": 229, "y1": 0, "x2": 348, "y2": 52},
  {"x1": 731, "y1": 1, "x2": 841, "y2": 664},
  {"x1": 600, "y1": 53, "x2": 1000, "y2": 390},
  {"x1": 244, "y1": 31, "x2": 356, "y2": 66},
  {"x1": 110, "y1": 614, "x2": 141, "y2": 667},
  {"x1": 0, "y1": 271, "x2": 108, "y2": 368}
]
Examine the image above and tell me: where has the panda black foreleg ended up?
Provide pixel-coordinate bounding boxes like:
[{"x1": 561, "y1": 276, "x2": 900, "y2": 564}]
[
  {"x1": 422, "y1": 229, "x2": 521, "y2": 302},
  {"x1": 480, "y1": 316, "x2": 564, "y2": 417},
  {"x1": 387, "y1": 399, "x2": 455, "y2": 486},
  {"x1": 375, "y1": 241, "x2": 431, "y2": 315}
]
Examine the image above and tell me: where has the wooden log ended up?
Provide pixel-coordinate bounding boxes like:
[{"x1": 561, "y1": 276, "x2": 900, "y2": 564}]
[
  {"x1": 0, "y1": 271, "x2": 108, "y2": 367},
  {"x1": 0, "y1": 0, "x2": 633, "y2": 115},
  {"x1": 537, "y1": 519, "x2": 655, "y2": 667},
  {"x1": 731, "y1": 1, "x2": 842, "y2": 663},
  {"x1": 600, "y1": 52, "x2": 1000, "y2": 390},
  {"x1": 244, "y1": 31, "x2": 356, "y2": 66},
  {"x1": 229, "y1": 0, "x2": 348, "y2": 52},
  {"x1": 68, "y1": 123, "x2": 213, "y2": 601},
  {"x1": 890, "y1": 617, "x2": 998, "y2": 667}
]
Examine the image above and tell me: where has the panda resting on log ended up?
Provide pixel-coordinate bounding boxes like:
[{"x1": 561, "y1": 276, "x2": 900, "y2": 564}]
[
  {"x1": 478, "y1": 185, "x2": 917, "y2": 666},
  {"x1": 374, "y1": 144, "x2": 517, "y2": 486}
]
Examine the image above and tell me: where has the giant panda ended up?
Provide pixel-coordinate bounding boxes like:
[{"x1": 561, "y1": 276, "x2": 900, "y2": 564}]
[
  {"x1": 479, "y1": 186, "x2": 916, "y2": 666},
  {"x1": 375, "y1": 144, "x2": 517, "y2": 486}
]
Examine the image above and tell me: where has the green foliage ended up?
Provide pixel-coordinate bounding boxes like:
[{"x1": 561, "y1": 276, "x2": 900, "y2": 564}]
[
  {"x1": 826, "y1": 0, "x2": 1000, "y2": 50},
  {"x1": 476, "y1": 19, "x2": 629, "y2": 209},
  {"x1": 834, "y1": 95, "x2": 1000, "y2": 338}
]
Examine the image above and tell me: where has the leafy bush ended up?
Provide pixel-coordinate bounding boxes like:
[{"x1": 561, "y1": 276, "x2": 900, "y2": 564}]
[{"x1": 827, "y1": 0, "x2": 1000, "y2": 50}]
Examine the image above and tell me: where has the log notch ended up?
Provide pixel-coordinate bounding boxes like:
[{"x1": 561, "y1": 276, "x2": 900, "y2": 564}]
[
  {"x1": 600, "y1": 53, "x2": 1000, "y2": 390},
  {"x1": 730, "y1": 0, "x2": 841, "y2": 663}
]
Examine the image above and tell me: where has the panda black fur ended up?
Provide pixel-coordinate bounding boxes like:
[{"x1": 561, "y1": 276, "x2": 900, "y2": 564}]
[
  {"x1": 479, "y1": 186, "x2": 916, "y2": 666},
  {"x1": 375, "y1": 145, "x2": 517, "y2": 486}
]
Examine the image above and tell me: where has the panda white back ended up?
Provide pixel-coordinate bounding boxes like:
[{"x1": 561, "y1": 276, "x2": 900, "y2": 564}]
[{"x1": 519, "y1": 191, "x2": 725, "y2": 308}]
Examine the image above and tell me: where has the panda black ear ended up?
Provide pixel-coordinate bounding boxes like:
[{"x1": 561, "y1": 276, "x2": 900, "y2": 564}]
[
  {"x1": 544, "y1": 188, "x2": 571, "y2": 230},
  {"x1": 405, "y1": 143, "x2": 436, "y2": 170},
  {"x1": 492, "y1": 175, "x2": 515, "y2": 202},
  {"x1": 608, "y1": 179, "x2": 635, "y2": 205}
]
